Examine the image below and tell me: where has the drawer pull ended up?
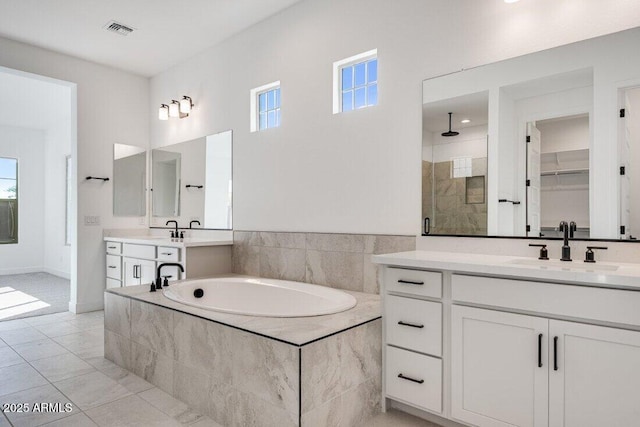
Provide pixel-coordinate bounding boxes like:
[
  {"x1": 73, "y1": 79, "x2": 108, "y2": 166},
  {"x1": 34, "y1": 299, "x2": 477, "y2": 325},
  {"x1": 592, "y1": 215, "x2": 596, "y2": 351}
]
[
  {"x1": 108, "y1": 246, "x2": 117, "y2": 249},
  {"x1": 108, "y1": 265, "x2": 117, "y2": 269},
  {"x1": 397, "y1": 279, "x2": 424, "y2": 286},
  {"x1": 398, "y1": 321, "x2": 424, "y2": 329},
  {"x1": 398, "y1": 373, "x2": 424, "y2": 384},
  {"x1": 161, "y1": 252, "x2": 173, "y2": 256}
]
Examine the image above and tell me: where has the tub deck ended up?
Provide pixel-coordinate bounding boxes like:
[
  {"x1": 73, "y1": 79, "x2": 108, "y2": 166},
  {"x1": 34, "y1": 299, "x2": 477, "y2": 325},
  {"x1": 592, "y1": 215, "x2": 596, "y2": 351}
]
[{"x1": 105, "y1": 275, "x2": 380, "y2": 346}]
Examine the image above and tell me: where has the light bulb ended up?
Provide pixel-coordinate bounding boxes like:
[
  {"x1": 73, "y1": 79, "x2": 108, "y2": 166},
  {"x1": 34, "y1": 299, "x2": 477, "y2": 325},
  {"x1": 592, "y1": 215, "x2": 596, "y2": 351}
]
[
  {"x1": 169, "y1": 101, "x2": 180, "y2": 118},
  {"x1": 158, "y1": 104, "x2": 169, "y2": 121},
  {"x1": 461, "y1": 119, "x2": 471, "y2": 124},
  {"x1": 179, "y1": 96, "x2": 192, "y2": 114}
]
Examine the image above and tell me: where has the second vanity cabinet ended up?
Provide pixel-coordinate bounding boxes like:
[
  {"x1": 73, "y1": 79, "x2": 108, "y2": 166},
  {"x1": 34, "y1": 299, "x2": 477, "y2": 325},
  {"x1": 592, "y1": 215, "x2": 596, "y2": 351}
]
[
  {"x1": 376, "y1": 254, "x2": 640, "y2": 427},
  {"x1": 451, "y1": 275, "x2": 640, "y2": 427}
]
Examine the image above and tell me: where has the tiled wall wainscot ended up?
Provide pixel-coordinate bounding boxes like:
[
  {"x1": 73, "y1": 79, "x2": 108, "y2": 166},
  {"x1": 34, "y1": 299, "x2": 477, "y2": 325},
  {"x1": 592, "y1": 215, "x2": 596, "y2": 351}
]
[
  {"x1": 104, "y1": 292, "x2": 382, "y2": 426},
  {"x1": 232, "y1": 232, "x2": 416, "y2": 294}
]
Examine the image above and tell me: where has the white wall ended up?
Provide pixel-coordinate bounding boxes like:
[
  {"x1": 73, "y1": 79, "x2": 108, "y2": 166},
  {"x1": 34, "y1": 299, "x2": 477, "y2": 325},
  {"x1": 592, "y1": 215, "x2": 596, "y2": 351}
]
[
  {"x1": 537, "y1": 115, "x2": 590, "y2": 153},
  {"x1": 0, "y1": 126, "x2": 45, "y2": 274},
  {"x1": 0, "y1": 38, "x2": 149, "y2": 313},
  {"x1": 149, "y1": 0, "x2": 640, "y2": 236},
  {"x1": 429, "y1": 125, "x2": 488, "y2": 163}
]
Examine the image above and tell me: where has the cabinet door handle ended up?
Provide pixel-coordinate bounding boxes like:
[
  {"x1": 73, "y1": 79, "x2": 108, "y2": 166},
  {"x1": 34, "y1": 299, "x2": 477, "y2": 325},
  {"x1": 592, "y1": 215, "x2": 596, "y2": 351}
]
[
  {"x1": 553, "y1": 336, "x2": 559, "y2": 371},
  {"x1": 133, "y1": 265, "x2": 140, "y2": 279},
  {"x1": 538, "y1": 333, "x2": 543, "y2": 368},
  {"x1": 397, "y1": 279, "x2": 424, "y2": 286},
  {"x1": 397, "y1": 373, "x2": 424, "y2": 384},
  {"x1": 398, "y1": 321, "x2": 424, "y2": 329},
  {"x1": 108, "y1": 265, "x2": 117, "y2": 269}
]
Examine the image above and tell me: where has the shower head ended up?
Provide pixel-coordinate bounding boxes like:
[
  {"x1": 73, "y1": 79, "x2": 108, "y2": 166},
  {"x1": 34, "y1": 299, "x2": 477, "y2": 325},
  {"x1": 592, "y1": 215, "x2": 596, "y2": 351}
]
[{"x1": 442, "y1": 112, "x2": 459, "y2": 137}]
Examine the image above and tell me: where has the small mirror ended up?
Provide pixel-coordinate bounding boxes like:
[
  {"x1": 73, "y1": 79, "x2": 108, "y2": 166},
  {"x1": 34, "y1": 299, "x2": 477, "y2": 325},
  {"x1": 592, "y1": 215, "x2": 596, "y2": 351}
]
[
  {"x1": 152, "y1": 150, "x2": 181, "y2": 217},
  {"x1": 113, "y1": 144, "x2": 146, "y2": 217},
  {"x1": 150, "y1": 130, "x2": 232, "y2": 229}
]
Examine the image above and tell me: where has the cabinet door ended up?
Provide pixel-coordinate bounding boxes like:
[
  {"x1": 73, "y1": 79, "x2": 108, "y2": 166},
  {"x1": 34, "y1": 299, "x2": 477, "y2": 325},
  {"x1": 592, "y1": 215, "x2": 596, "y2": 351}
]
[
  {"x1": 451, "y1": 305, "x2": 548, "y2": 427},
  {"x1": 122, "y1": 257, "x2": 140, "y2": 286},
  {"x1": 138, "y1": 259, "x2": 157, "y2": 286},
  {"x1": 549, "y1": 320, "x2": 640, "y2": 427}
]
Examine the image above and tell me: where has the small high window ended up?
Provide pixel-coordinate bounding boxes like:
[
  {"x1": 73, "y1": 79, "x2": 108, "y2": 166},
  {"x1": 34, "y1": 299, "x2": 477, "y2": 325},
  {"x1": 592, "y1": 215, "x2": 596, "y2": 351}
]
[
  {"x1": 333, "y1": 49, "x2": 378, "y2": 114},
  {"x1": 0, "y1": 157, "x2": 18, "y2": 244},
  {"x1": 250, "y1": 81, "x2": 281, "y2": 132}
]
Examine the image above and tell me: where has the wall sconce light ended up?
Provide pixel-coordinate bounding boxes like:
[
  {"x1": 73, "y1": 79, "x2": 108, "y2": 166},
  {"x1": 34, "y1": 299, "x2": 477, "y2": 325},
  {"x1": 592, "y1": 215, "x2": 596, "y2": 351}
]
[
  {"x1": 158, "y1": 104, "x2": 169, "y2": 120},
  {"x1": 179, "y1": 96, "x2": 193, "y2": 115},
  {"x1": 158, "y1": 96, "x2": 194, "y2": 120},
  {"x1": 169, "y1": 100, "x2": 180, "y2": 118}
]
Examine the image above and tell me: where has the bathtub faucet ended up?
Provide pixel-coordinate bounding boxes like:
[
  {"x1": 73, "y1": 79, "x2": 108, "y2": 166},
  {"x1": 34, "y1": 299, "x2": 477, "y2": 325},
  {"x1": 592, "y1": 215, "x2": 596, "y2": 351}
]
[{"x1": 154, "y1": 263, "x2": 185, "y2": 291}]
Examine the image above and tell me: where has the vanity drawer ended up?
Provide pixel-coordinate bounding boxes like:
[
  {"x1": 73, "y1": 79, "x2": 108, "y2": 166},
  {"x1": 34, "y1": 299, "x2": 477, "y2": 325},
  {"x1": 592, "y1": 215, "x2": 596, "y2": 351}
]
[
  {"x1": 386, "y1": 295, "x2": 442, "y2": 357},
  {"x1": 106, "y1": 278, "x2": 121, "y2": 289},
  {"x1": 106, "y1": 255, "x2": 121, "y2": 280},
  {"x1": 105, "y1": 242, "x2": 122, "y2": 255},
  {"x1": 122, "y1": 243, "x2": 156, "y2": 260},
  {"x1": 452, "y1": 274, "x2": 640, "y2": 327},
  {"x1": 386, "y1": 345, "x2": 442, "y2": 413},
  {"x1": 157, "y1": 246, "x2": 180, "y2": 262},
  {"x1": 385, "y1": 268, "x2": 442, "y2": 298}
]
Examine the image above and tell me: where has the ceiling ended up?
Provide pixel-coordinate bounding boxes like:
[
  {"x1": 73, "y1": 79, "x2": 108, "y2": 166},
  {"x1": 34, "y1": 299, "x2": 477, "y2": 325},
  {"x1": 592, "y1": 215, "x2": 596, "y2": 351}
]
[
  {"x1": 0, "y1": 0, "x2": 302, "y2": 77},
  {"x1": 422, "y1": 91, "x2": 489, "y2": 134}
]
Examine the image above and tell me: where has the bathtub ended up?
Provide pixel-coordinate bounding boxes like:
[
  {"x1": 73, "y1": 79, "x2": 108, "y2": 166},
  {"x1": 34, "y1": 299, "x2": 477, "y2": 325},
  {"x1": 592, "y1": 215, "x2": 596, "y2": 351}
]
[{"x1": 163, "y1": 276, "x2": 357, "y2": 317}]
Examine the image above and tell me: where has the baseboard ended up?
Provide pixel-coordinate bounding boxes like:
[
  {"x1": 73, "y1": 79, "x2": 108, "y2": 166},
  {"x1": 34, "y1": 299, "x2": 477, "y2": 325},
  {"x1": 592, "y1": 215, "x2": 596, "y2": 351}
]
[
  {"x1": 69, "y1": 299, "x2": 104, "y2": 314},
  {"x1": 43, "y1": 267, "x2": 71, "y2": 280},
  {"x1": 0, "y1": 266, "x2": 42, "y2": 275}
]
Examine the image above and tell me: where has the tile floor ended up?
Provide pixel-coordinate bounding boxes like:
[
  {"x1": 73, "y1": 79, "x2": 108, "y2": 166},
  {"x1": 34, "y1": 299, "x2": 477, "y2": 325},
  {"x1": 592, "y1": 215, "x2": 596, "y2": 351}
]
[
  {"x1": 0, "y1": 310, "x2": 439, "y2": 427},
  {"x1": 0, "y1": 273, "x2": 70, "y2": 320}
]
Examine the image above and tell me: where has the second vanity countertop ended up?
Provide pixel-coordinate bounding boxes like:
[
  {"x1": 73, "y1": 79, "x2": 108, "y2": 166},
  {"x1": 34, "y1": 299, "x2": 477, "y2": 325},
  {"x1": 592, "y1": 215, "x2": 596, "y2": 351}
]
[
  {"x1": 106, "y1": 282, "x2": 380, "y2": 346},
  {"x1": 103, "y1": 236, "x2": 233, "y2": 248},
  {"x1": 372, "y1": 250, "x2": 640, "y2": 290}
]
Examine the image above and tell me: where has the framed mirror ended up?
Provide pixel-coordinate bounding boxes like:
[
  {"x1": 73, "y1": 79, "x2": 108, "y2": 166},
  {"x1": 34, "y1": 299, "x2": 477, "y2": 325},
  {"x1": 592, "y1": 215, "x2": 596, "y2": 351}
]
[
  {"x1": 421, "y1": 27, "x2": 640, "y2": 240},
  {"x1": 113, "y1": 144, "x2": 146, "y2": 217},
  {"x1": 150, "y1": 130, "x2": 232, "y2": 230}
]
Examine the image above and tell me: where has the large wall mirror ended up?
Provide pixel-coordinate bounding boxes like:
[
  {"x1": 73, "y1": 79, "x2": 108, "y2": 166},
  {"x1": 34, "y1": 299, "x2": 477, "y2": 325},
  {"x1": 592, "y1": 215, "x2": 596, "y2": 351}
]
[
  {"x1": 150, "y1": 130, "x2": 232, "y2": 230},
  {"x1": 422, "y1": 27, "x2": 640, "y2": 240},
  {"x1": 113, "y1": 144, "x2": 146, "y2": 217}
]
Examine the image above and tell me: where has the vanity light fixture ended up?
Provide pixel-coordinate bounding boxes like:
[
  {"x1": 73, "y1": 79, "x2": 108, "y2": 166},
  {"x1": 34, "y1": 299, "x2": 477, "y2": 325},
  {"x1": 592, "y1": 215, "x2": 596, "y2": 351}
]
[
  {"x1": 461, "y1": 119, "x2": 471, "y2": 124},
  {"x1": 169, "y1": 100, "x2": 180, "y2": 118},
  {"x1": 158, "y1": 96, "x2": 194, "y2": 120},
  {"x1": 158, "y1": 104, "x2": 169, "y2": 121},
  {"x1": 179, "y1": 96, "x2": 193, "y2": 115}
]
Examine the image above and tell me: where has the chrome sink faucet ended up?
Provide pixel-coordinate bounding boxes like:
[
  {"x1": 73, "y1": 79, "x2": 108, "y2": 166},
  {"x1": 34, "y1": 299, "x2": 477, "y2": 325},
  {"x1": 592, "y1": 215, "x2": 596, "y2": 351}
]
[{"x1": 559, "y1": 221, "x2": 572, "y2": 261}]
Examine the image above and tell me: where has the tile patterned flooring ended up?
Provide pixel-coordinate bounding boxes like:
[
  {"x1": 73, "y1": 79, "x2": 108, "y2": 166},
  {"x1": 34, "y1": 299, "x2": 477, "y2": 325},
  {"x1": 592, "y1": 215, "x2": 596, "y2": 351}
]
[{"x1": 0, "y1": 310, "x2": 438, "y2": 426}]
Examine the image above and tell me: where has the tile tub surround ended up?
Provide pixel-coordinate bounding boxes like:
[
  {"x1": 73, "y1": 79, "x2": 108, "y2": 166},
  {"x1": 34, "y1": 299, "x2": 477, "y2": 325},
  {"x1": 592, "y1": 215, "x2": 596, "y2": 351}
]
[
  {"x1": 104, "y1": 286, "x2": 382, "y2": 426},
  {"x1": 232, "y1": 231, "x2": 416, "y2": 294}
]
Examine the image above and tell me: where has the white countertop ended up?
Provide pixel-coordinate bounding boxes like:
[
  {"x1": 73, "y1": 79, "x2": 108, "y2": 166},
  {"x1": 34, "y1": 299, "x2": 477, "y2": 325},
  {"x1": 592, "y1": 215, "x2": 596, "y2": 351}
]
[
  {"x1": 372, "y1": 250, "x2": 640, "y2": 290},
  {"x1": 103, "y1": 236, "x2": 233, "y2": 248}
]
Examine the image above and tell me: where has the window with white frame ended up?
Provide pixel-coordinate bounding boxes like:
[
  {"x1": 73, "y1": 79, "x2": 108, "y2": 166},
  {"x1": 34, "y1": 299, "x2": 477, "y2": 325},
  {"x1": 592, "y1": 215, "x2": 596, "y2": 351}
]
[
  {"x1": 250, "y1": 81, "x2": 281, "y2": 132},
  {"x1": 0, "y1": 157, "x2": 18, "y2": 244},
  {"x1": 333, "y1": 49, "x2": 378, "y2": 114},
  {"x1": 452, "y1": 157, "x2": 473, "y2": 178}
]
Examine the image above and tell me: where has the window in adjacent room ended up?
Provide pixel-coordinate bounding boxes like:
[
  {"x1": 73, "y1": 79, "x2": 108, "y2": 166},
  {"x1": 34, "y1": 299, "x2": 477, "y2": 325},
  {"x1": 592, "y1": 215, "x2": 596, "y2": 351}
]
[
  {"x1": 250, "y1": 81, "x2": 281, "y2": 132},
  {"x1": 333, "y1": 49, "x2": 378, "y2": 114},
  {"x1": 0, "y1": 157, "x2": 18, "y2": 244}
]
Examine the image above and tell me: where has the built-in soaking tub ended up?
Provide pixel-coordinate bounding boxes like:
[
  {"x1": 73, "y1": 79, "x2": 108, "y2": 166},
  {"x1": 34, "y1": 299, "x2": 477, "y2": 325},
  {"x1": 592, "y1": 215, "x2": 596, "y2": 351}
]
[
  {"x1": 163, "y1": 277, "x2": 357, "y2": 317},
  {"x1": 104, "y1": 275, "x2": 381, "y2": 426}
]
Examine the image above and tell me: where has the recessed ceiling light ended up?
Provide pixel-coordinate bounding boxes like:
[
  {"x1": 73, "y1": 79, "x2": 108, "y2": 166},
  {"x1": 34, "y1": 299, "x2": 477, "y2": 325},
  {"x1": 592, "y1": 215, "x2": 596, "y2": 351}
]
[
  {"x1": 504, "y1": 0, "x2": 520, "y2": 3},
  {"x1": 461, "y1": 119, "x2": 471, "y2": 124}
]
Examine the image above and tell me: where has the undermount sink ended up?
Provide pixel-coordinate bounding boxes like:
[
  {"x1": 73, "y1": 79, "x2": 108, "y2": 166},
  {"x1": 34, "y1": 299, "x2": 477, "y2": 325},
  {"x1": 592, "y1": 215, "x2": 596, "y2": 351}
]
[{"x1": 508, "y1": 258, "x2": 619, "y2": 271}]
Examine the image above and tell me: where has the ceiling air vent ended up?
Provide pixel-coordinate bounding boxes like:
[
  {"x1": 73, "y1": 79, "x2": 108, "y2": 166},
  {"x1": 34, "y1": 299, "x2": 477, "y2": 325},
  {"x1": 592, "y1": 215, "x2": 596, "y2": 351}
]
[{"x1": 103, "y1": 20, "x2": 135, "y2": 36}]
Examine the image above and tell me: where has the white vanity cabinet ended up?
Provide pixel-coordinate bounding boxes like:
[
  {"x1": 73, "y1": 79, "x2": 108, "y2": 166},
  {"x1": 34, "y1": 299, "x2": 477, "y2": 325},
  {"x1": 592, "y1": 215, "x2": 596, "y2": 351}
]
[
  {"x1": 104, "y1": 237, "x2": 233, "y2": 289},
  {"x1": 374, "y1": 252, "x2": 640, "y2": 427}
]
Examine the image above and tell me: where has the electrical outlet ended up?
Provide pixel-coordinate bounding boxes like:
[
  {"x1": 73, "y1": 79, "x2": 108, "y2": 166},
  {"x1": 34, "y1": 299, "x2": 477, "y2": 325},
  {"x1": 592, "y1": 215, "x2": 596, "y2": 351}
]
[{"x1": 84, "y1": 215, "x2": 101, "y2": 226}]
